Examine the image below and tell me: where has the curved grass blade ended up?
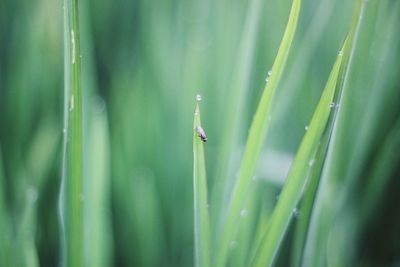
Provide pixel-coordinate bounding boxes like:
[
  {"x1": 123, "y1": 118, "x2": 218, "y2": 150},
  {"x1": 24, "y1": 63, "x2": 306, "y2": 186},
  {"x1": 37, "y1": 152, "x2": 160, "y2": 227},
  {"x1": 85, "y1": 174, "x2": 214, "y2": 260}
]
[
  {"x1": 301, "y1": 1, "x2": 370, "y2": 265},
  {"x1": 251, "y1": 43, "x2": 344, "y2": 267},
  {"x1": 214, "y1": 0, "x2": 301, "y2": 266},
  {"x1": 193, "y1": 96, "x2": 211, "y2": 267},
  {"x1": 211, "y1": 0, "x2": 263, "y2": 239},
  {"x1": 60, "y1": 0, "x2": 84, "y2": 266}
]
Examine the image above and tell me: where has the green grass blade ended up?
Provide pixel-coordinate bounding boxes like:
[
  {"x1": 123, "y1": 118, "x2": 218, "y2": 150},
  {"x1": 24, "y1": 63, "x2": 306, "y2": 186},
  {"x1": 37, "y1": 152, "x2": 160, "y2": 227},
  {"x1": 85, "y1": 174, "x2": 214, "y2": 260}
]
[
  {"x1": 211, "y1": 0, "x2": 263, "y2": 237},
  {"x1": 251, "y1": 44, "x2": 343, "y2": 267},
  {"x1": 85, "y1": 103, "x2": 113, "y2": 267},
  {"x1": 301, "y1": 1, "x2": 371, "y2": 265},
  {"x1": 289, "y1": 128, "x2": 331, "y2": 267},
  {"x1": 193, "y1": 96, "x2": 211, "y2": 267},
  {"x1": 214, "y1": 0, "x2": 301, "y2": 266},
  {"x1": 60, "y1": 0, "x2": 84, "y2": 266}
]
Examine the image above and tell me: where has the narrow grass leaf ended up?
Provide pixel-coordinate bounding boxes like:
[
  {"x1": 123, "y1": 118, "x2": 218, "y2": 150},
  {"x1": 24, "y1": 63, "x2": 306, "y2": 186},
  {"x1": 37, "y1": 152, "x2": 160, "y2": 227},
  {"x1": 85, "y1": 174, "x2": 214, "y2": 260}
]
[
  {"x1": 215, "y1": 0, "x2": 301, "y2": 266},
  {"x1": 251, "y1": 44, "x2": 344, "y2": 267},
  {"x1": 60, "y1": 0, "x2": 84, "y2": 266},
  {"x1": 301, "y1": 1, "x2": 372, "y2": 265},
  {"x1": 193, "y1": 96, "x2": 211, "y2": 267}
]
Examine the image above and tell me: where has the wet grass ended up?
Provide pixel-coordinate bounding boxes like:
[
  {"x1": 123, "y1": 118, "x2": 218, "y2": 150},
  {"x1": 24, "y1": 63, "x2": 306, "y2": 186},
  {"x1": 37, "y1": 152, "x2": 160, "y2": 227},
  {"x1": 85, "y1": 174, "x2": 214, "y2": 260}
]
[{"x1": 0, "y1": 0, "x2": 399, "y2": 266}]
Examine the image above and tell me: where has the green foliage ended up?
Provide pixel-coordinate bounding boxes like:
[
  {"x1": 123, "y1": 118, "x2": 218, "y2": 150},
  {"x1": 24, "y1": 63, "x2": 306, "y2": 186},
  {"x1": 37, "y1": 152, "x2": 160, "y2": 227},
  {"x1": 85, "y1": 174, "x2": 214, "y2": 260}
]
[{"x1": 0, "y1": 0, "x2": 399, "y2": 266}]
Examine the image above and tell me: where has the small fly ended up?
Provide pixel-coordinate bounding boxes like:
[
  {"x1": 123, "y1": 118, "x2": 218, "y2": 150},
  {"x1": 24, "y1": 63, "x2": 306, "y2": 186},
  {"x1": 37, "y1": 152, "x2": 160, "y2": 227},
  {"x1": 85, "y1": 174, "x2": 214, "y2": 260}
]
[{"x1": 196, "y1": 126, "x2": 207, "y2": 143}]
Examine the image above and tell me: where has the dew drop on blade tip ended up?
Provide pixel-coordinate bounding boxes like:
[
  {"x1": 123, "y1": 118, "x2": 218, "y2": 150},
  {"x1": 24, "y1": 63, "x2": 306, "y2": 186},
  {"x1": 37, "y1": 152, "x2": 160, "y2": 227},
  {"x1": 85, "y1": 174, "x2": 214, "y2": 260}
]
[{"x1": 196, "y1": 94, "x2": 202, "y2": 102}]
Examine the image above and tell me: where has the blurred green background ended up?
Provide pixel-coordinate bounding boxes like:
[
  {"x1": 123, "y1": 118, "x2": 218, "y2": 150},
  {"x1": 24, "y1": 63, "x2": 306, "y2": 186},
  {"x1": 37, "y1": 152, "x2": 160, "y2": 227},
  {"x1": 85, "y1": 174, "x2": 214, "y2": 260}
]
[{"x1": 1, "y1": 0, "x2": 399, "y2": 266}]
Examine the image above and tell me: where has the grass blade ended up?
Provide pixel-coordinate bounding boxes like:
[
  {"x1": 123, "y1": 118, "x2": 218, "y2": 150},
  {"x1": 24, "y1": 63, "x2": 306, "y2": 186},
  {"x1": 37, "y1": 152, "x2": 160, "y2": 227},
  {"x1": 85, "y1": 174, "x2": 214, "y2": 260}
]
[
  {"x1": 60, "y1": 0, "x2": 84, "y2": 266},
  {"x1": 193, "y1": 96, "x2": 211, "y2": 267},
  {"x1": 303, "y1": 1, "x2": 400, "y2": 265},
  {"x1": 214, "y1": 0, "x2": 301, "y2": 266},
  {"x1": 301, "y1": 1, "x2": 371, "y2": 265},
  {"x1": 251, "y1": 42, "x2": 344, "y2": 267}
]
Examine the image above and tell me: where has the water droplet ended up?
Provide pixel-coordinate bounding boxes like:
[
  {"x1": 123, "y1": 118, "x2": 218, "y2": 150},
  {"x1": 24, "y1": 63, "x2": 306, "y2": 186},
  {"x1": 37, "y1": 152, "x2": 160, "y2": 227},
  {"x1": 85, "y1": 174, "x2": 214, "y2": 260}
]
[
  {"x1": 27, "y1": 187, "x2": 38, "y2": 203},
  {"x1": 196, "y1": 94, "x2": 202, "y2": 102},
  {"x1": 305, "y1": 125, "x2": 309, "y2": 131},
  {"x1": 265, "y1": 70, "x2": 272, "y2": 82},
  {"x1": 71, "y1": 30, "x2": 76, "y2": 64},
  {"x1": 69, "y1": 95, "x2": 74, "y2": 111},
  {"x1": 293, "y1": 208, "x2": 300, "y2": 218},
  {"x1": 62, "y1": 128, "x2": 67, "y2": 134},
  {"x1": 240, "y1": 209, "x2": 248, "y2": 217},
  {"x1": 229, "y1": 241, "x2": 238, "y2": 250},
  {"x1": 338, "y1": 50, "x2": 343, "y2": 56},
  {"x1": 329, "y1": 102, "x2": 336, "y2": 108},
  {"x1": 308, "y1": 159, "x2": 315, "y2": 167}
]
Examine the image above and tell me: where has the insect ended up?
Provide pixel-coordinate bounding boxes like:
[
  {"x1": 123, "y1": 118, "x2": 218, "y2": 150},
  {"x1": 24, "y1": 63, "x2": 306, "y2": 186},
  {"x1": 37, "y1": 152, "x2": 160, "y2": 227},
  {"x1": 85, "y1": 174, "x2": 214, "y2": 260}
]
[{"x1": 196, "y1": 126, "x2": 207, "y2": 143}]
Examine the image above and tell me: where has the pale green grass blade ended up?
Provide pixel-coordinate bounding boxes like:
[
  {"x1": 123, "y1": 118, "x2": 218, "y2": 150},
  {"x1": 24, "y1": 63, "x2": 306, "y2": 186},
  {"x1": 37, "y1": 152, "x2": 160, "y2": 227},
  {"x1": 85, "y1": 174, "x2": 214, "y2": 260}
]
[
  {"x1": 211, "y1": 0, "x2": 263, "y2": 237},
  {"x1": 85, "y1": 102, "x2": 113, "y2": 267},
  {"x1": 301, "y1": 1, "x2": 376, "y2": 265},
  {"x1": 60, "y1": 0, "x2": 84, "y2": 266},
  {"x1": 251, "y1": 44, "x2": 343, "y2": 267},
  {"x1": 215, "y1": 0, "x2": 301, "y2": 266},
  {"x1": 193, "y1": 96, "x2": 211, "y2": 267},
  {"x1": 289, "y1": 127, "x2": 331, "y2": 267}
]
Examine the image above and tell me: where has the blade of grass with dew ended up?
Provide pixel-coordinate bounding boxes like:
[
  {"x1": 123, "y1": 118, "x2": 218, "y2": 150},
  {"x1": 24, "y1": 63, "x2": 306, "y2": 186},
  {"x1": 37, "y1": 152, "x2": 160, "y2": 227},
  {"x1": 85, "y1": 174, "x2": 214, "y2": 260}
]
[
  {"x1": 214, "y1": 0, "x2": 301, "y2": 266},
  {"x1": 251, "y1": 44, "x2": 343, "y2": 267},
  {"x1": 289, "y1": 128, "x2": 331, "y2": 267},
  {"x1": 60, "y1": 0, "x2": 84, "y2": 266},
  {"x1": 301, "y1": 1, "x2": 371, "y2": 265},
  {"x1": 290, "y1": 37, "x2": 351, "y2": 267},
  {"x1": 211, "y1": 0, "x2": 263, "y2": 229},
  {"x1": 193, "y1": 96, "x2": 211, "y2": 267}
]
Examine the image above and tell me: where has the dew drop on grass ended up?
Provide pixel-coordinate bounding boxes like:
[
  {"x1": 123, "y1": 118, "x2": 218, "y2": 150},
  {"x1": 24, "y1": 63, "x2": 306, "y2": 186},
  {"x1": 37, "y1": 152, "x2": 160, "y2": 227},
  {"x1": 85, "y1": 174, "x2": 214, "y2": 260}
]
[
  {"x1": 240, "y1": 209, "x2": 248, "y2": 217},
  {"x1": 196, "y1": 94, "x2": 202, "y2": 102},
  {"x1": 265, "y1": 70, "x2": 272, "y2": 82},
  {"x1": 69, "y1": 95, "x2": 74, "y2": 111},
  {"x1": 329, "y1": 102, "x2": 336, "y2": 108},
  {"x1": 305, "y1": 125, "x2": 309, "y2": 131},
  {"x1": 71, "y1": 30, "x2": 76, "y2": 64},
  {"x1": 62, "y1": 128, "x2": 67, "y2": 134},
  {"x1": 338, "y1": 50, "x2": 343, "y2": 56}
]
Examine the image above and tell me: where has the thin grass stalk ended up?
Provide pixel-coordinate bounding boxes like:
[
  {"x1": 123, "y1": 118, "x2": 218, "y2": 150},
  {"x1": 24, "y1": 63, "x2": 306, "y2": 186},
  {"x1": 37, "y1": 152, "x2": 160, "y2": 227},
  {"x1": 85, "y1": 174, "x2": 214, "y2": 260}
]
[
  {"x1": 193, "y1": 96, "x2": 211, "y2": 267},
  {"x1": 60, "y1": 0, "x2": 84, "y2": 266},
  {"x1": 214, "y1": 0, "x2": 301, "y2": 266}
]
